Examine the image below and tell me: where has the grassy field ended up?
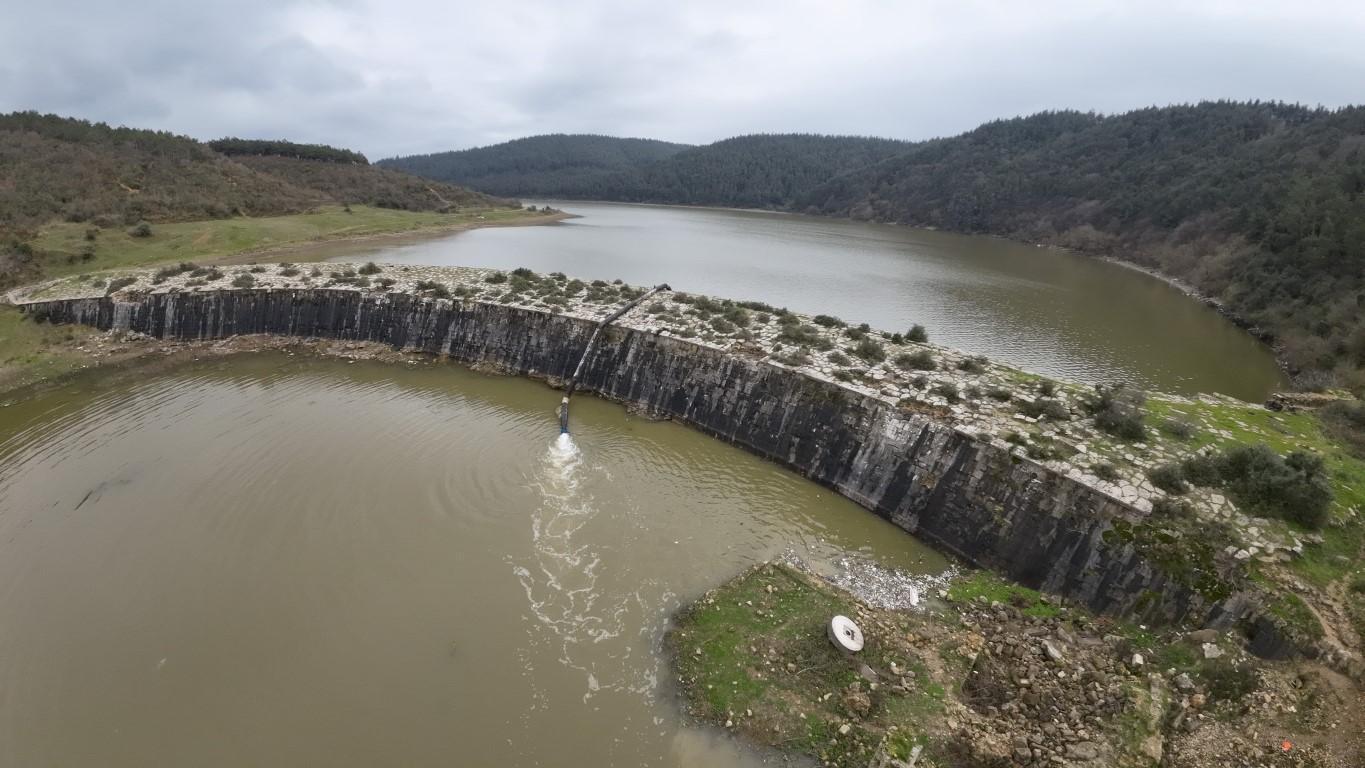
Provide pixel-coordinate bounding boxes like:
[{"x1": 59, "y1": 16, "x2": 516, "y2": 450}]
[
  {"x1": 29, "y1": 205, "x2": 547, "y2": 280},
  {"x1": 1, "y1": 205, "x2": 553, "y2": 390}
]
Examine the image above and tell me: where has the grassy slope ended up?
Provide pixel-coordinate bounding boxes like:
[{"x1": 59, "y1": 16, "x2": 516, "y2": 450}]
[
  {"x1": 28, "y1": 205, "x2": 539, "y2": 279},
  {"x1": 1, "y1": 204, "x2": 551, "y2": 388}
]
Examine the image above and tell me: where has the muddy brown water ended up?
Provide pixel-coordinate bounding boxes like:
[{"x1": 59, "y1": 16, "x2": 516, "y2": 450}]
[
  {"x1": 301, "y1": 200, "x2": 1286, "y2": 400},
  {"x1": 0, "y1": 354, "x2": 947, "y2": 767}
]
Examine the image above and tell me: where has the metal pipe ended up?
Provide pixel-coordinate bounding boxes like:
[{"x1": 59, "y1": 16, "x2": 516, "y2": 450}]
[{"x1": 558, "y1": 283, "x2": 669, "y2": 434}]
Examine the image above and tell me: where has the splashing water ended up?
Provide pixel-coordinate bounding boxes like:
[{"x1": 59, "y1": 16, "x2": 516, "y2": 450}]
[{"x1": 511, "y1": 431, "x2": 665, "y2": 708}]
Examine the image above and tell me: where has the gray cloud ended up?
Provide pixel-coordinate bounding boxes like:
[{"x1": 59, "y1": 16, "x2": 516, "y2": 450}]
[{"x1": 3, "y1": 0, "x2": 1364, "y2": 158}]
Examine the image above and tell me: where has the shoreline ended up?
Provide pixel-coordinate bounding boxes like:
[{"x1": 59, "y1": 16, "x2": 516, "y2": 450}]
[
  {"x1": 208, "y1": 209, "x2": 576, "y2": 266},
  {"x1": 537, "y1": 197, "x2": 1292, "y2": 386}
]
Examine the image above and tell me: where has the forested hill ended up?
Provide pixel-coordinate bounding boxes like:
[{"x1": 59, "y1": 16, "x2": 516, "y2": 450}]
[
  {"x1": 386, "y1": 103, "x2": 1365, "y2": 388},
  {"x1": 0, "y1": 112, "x2": 507, "y2": 233},
  {"x1": 593, "y1": 134, "x2": 911, "y2": 208},
  {"x1": 381, "y1": 133, "x2": 910, "y2": 208},
  {"x1": 800, "y1": 102, "x2": 1365, "y2": 388},
  {"x1": 380, "y1": 134, "x2": 691, "y2": 198}
]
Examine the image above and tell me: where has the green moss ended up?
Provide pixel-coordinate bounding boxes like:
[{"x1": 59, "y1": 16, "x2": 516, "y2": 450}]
[
  {"x1": 946, "y1": 570, "x2": 1060, "y2": 618},
  {"x1": 670, "y1": 564, "x2": 950, "y2": 766},
  {"x1": 1267, "y1": 592, "x2": 1325, "y2": 641}
]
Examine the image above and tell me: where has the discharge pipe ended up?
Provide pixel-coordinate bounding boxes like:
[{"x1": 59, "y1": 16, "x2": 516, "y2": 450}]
[{"x1": 559, "y1": 283, "x2": 670, "y2": 434}]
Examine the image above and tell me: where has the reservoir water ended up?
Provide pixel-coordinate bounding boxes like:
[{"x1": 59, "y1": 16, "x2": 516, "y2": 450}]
[
  {"x1": 0, "y1": 355, "x2": 946, "y2": 767},
  {"x1": 306, "y1": 200, "x2": 1286, "y2": 400}
]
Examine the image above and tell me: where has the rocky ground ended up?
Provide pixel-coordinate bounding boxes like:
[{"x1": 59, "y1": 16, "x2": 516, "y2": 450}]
[{"x1": 670, "y1": 563, "x2": 1365, "y2": 768}]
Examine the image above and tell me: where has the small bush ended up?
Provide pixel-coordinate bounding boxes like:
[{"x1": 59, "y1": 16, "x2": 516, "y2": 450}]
[
  {"x1": 812, "y1": 314, "x2": 845, "y2": 328},
  {"x1": 1038, "y1": 380, "x2": 1057, "y2": 397},
  {"x1": 511, "y1": 267, "x2": 536, "y2": 278},
  {"x1": 722, "y1": 306, "x2": 750, "y2": 328},
  {"x1": 912, "y1": 374, "x2": 929, "y2": 388},
  {"x1": 852, "y1": 337, "x2": 885, "y2": 363},
  {"x1": 1178, "y1": 444, "x2": 1332, "y2": 528},
  {"x1": 310, "y1": 267, "x2": 323, "y2": 278},
  {"x1": 933, "y1": 382, "x2": 960, "y2": 403},
  {"x1": 986, "y1": 386, "x2": 1013, "y2": 402},
  {"x1": 844, "y1": 322, "x2": 872, "y2": 341},
  {"x1": 358, "y1": 262, "x2": 383, "y2": 275},
  {"x1": 231, "y1": 273, "x2": 256, "y2": 288},
  {"x1": 1159, "y1": 417, "x2": 1197, "y2": 440},
  {"x1": 1019, "y1": 398, "x2": 1070, "y2": 421},
  {"x1": 485, "y1": 271, "x2": 508, "y2": 284},
  {"x1": 773, "y1": 348, "x2": 811, "y2": 367},
  {"x1": 415, "y1": 280, "x2": 452, "y2": 299},
  {"x1": 279, "y1": 266, "x2": 301, "y2": 277},
  {"x1": 1147, "y1": 463, "x2": 1189, "y2": 495},
  {"x1": 376, "y1": 277, "x2": 396, "y2": 289},
  {"x1": 957, "y1": 356, "x2": 988, "y2": 374},
  {"x1": 1092, "y1": 462, "x2": 1121, "y2": 482},
  {"x1": 127, "y1": 221, "x2": 153, "y2": 238},
  {"x1": 105, "y1": 276, "x2": 137, "y2": 294},
  {"x1": 1088, "y1": 384, "x2": 1147, "y2": 440},
  {"x1": 894, "y1": 350, "x2": 936, "y2": 371},
  {"x1": 778, "y1": 323, "x2": 823, "y2": 346},
  {"x1": 1349, "y1": 575, "x2": 1365, "y2": 594},
  {"x1": 709, "y1": 316, "x2": 736, "y2": 334},
  {"x1": 1151, "y1": 496, "x2": 1195, "y2": 517},
  {"x1": 829, "y1": 351, "x2": 852, "y2": 366},
  {"x1": 906, "y1": 324, "x2": 928, "y2": 343},
  {"x1": 1199, "y1": 658, "x2": 1258, "y2": 703},
  {"x1": 84, "y1": 226, "x2": 100, "y2": 241},
  {"x1": 1321, "y1": 401, "x2": 1365, "y2": 458}
]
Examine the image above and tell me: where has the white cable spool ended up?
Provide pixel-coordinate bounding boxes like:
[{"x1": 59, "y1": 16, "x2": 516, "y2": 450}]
[{"x1": 827, "y1": 614, "x2": 864, "y2": 653}]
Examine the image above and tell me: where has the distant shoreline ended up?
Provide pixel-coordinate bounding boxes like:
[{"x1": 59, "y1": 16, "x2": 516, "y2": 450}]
[{"x1": 211, "y1": 209, "x2": 576, "y2": 265}]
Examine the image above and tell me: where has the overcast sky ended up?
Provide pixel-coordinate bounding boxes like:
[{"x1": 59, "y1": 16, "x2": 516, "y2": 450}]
[{"x1": 3, "y1": 1, "x2": 1363, "y2": 158}]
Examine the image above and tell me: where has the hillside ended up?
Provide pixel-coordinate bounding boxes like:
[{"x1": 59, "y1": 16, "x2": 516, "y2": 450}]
[
  {"x1": 593, "y1": 134, "x2": 911, "y2": 208},
  {"x1": 799, "y1": 102, "x2": 1365, "y2": 389},
  {"x1": 380, "y1": 134, "x2": 691, "y2": 198},
  {"x1": 387, "y1": 104, "x2": 1365, "y2": 389},
  {"x1": 0, "y1": 112, "x2": 324, "y2": 230},
  {"x1": 0, "y1": 114, "x2": 509, "y2": 234},
  {"x1": 228, "y1": 154, "x2": 499, "y2": 213}
]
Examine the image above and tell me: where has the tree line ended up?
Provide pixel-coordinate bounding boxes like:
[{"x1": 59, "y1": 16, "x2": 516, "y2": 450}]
[{"x1": 386, "y1": 103, "x2": 1365, "y2": 391}]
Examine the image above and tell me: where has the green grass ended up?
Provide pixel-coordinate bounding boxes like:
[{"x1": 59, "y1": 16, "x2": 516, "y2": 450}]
[
  {"x1": 1147, "y1": 396, "x2": 1365, "y2": 588},
  {"x1": 0, "y1": 305, "x2": 103, "y2": 390},
  {"x1": 30, "y1": 205, "x2": 542, "y2": 280},
  {"x1": 946, "y1": 570, "x2": 1062, "y2": 618},
  {"x1": 670, "y1": 564, "x2": 949, "y2": 766}
]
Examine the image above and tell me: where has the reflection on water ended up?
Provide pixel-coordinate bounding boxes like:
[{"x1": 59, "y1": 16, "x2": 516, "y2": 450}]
[
  {"x1": 0, "y1": 354, "x2": 943, "y2": 767},
  {"x1": 309, "y1": 200, "x2": 1285, "y2": 399}
]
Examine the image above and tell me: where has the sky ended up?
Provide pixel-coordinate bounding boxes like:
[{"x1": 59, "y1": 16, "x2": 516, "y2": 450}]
[{"x1": 2, "y1": 0, "x2": 1364, "y2": 159}]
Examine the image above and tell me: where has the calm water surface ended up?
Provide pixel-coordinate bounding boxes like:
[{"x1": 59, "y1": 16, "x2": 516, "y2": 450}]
[
  {"x1": 311, "y1": 201, "x2": 1285, "y2": 400},
  {"x1": 0, "y1": 355, "x2": 945, "y2": 767}
]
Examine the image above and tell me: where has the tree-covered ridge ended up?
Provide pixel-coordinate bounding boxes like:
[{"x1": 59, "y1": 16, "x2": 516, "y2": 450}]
[
  {"x1": 229, "y1": 155, "x2": 509, "y2": 213},
  {"x1": 0, "y1": 112, "x2": 324, "y2": 230},
  {"x1": 209, "y1": 138, "x2": 369, "y2": 165},
  {"x1": 600, "y1": 134, "x2": 911, "y2": 208},
  {"x1": 380, "y1": 134, "x2": 692, "y2": 198},
  {"x1": 800, "y1": 102, "x2": 1365, "y2": 389},
  {"x1": 0, "y1": 112, "x2": 503, "y2": 233}
]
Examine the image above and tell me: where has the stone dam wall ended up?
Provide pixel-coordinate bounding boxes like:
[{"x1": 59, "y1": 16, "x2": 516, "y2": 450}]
[{"x1": 20, "y1": 288, "x2": 1288, "y2": 652}]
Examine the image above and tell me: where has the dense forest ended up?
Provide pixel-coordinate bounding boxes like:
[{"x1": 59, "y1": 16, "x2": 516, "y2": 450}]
[
  {"x1": 381, "y1": 133, "x2": 908, "y2": 209},
  {"x1": 380, "y1": 134, "x2": 690, "y2": 197},
  {"x1": 0, "y1": 112, "x2": 506, "y2": 233},
  {"x1": 390, "y1": 103, "x2": 1365, "y2": 389},
  {"x1": 208, "y1": 138, "x2": 369, "y2": 165}
]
